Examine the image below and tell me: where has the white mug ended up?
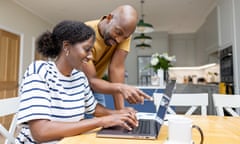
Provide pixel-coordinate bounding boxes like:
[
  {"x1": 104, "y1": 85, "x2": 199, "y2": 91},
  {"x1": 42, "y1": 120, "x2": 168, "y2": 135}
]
[{"x1": 167, "y1": 117, "x2": 204, "y2": 144}]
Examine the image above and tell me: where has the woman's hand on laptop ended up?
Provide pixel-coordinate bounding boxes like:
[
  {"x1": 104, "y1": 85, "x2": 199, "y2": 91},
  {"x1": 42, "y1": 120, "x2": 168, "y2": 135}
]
[{"x1": 99, "y1": 107, "x2": 138, "y2": 131}]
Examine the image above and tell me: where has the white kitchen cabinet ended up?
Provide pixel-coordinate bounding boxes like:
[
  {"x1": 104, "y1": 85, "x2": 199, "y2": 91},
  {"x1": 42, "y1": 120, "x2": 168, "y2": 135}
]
[
  {"x1": 217, "y1": 0, "x2": 240, "y2": 94},
  {"x1": 232, "y1": 0, "x2": 240, "y2": 94},
  {"x1": 195, "y1": 7, "x2": 218, "y2": 66},
  {"x1": 205, "y1": 7, "x2": 218, "y2": 55},
  {"x1": 217, "y1": 0, "x2": 233, "y2": 50},
  {"x1": 195, "y1": 25, "x2": 208, "y2": 66},
  {"x1": 169, "y1": 34, "x2": 196, "y2": 67}
]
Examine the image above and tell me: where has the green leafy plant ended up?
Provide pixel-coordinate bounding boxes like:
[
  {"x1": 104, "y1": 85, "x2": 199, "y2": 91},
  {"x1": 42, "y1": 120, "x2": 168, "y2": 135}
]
[{"x1": 149, "y1": 53, "x2": 176, "y2": 73}]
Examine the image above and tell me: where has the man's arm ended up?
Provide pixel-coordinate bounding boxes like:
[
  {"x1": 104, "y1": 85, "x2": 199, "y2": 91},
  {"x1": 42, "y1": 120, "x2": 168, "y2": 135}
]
[
  {"x1": 108, "y1": 49, "x2": 127, "y2": 109},
  {"x1": 81, "y1": 52, "x2": 152, "y2": 109},
  {"x1": 109, "y1": 49, "x2": 153, "y2": 108},
  {"x1": 81, "y1": 59, "x2": 121, "y2": 94}
]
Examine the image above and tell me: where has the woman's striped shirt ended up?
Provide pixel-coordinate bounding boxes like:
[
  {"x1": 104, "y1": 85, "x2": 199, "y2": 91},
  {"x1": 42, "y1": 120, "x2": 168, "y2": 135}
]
[{"x1": 16, "y1": 61, "x2": 97, "y2": 144}]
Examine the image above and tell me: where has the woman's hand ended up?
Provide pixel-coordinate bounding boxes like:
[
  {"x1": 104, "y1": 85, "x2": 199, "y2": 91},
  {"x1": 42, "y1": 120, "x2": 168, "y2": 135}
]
[
  {"x1": 117, "y1": 107, "x2": 137, "y2": 114},
  {"x1": 98, "y1": 107, "x2": 138, "y2": 130},
  {"x1": 116, "y1": 84, "x2": 153, "y2": 104}
]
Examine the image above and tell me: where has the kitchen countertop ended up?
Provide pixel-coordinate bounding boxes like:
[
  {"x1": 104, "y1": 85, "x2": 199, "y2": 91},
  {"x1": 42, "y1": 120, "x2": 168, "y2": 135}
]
[
  {"x1": 174, "y1": 83, "x2": 219, "y2": 115},
  {"x1": 177, "y1": 83, "x2": 219, "y2": 87},
  {"x1": 135, "y1": 85, "x2": 165, "y2": 89},
  {"x1": 135, "y1": 83, "x2": 218, "y2": 89}
]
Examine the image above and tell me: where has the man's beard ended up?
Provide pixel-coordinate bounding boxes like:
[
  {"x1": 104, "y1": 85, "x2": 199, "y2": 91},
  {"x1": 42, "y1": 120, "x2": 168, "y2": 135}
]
[{"x1": 104, "y1": 35, "x2": 117, "y2": 46}]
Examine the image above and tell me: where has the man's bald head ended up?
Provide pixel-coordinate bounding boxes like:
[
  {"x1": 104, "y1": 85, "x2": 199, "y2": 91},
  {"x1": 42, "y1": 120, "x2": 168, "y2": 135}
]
[{"x1": 111, "y1": 5, "x2": 138, "y2": 33}]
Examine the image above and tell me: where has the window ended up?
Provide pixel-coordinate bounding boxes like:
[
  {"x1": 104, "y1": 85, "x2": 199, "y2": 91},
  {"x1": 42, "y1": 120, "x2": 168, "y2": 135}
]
[{"x1": 137, "y1": 56, "x2": 154, "y2": 85}]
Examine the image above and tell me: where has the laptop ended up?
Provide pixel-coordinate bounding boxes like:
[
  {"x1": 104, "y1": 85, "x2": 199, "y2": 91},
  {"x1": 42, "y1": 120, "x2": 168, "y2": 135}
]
[{"x1": 97, "y1": 80, "x2": 176, "y2": 140}]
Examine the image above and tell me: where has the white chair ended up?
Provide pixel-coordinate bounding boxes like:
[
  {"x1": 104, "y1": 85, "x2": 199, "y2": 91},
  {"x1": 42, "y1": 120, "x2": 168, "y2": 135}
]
[
  {"x1": 169, "y1": 93, "x2": 208, "y2": 116},
  {"x1": 0, "y1": 97, "x2": 19, "y2": 144},
  {"x1": 212, "y1": 94, "x2": 240, "y2": 116},
  {"x1": 153, "y1": 93, "x2": 208, "y2": 116}
]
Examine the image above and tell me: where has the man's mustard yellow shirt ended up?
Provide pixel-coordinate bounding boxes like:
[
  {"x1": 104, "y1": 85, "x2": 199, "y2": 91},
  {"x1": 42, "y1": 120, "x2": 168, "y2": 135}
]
[{"x1": 85, "y1": 20, "x2": 131, "y2": 78}]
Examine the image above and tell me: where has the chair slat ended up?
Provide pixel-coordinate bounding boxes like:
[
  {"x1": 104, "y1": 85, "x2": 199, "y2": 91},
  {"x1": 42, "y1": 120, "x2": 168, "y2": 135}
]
[{"x1": 213, "y1": 94, "x2": 240, "y2": 117}]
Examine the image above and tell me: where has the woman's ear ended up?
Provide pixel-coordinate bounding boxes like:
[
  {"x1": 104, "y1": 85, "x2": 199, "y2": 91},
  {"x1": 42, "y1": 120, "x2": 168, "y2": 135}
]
[
  {"x1": 63, "y1": 41, "x2": 70, "y2": 49},
  {"x1": 63, "y1": 41, "x2": 70, "y2": 56}
]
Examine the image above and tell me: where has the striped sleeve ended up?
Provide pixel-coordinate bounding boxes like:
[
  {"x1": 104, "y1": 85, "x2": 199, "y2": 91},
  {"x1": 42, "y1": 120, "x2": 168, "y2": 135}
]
[
  {"x1": 83, "y1": 77, "x2": 97, "y2": 114},
  {"x1": 17, "y1": 73, "x2": 51, "y2": 124}
]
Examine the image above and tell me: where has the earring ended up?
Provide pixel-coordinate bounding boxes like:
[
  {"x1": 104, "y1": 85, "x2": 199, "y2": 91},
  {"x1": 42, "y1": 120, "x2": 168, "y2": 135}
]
[{"x1": 66, "y1": 50, "x2": 69, "y2": 56}]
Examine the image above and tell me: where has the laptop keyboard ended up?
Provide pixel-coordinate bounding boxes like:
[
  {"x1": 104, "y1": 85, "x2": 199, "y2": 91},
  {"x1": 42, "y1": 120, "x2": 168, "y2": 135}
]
[{"x1": 125, "y1": 119, "x2": 152, "y2": 134}]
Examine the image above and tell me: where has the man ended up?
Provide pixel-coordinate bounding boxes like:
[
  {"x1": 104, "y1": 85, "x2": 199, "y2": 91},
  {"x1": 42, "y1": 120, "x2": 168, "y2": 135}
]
[{"x1": 84, "y1": 5, "x2": 152, "y2": 110}]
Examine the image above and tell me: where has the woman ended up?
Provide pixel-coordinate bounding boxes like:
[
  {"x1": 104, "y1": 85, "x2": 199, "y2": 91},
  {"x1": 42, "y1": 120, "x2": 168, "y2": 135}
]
[{"x1": 16, "y1": 20, "x2": 137, "y2": 144}]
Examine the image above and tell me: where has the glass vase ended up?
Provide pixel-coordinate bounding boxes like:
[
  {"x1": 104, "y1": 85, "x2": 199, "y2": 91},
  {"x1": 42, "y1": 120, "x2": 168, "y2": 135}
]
[
  {"x1": 151, "y1": 73, "x2": 159, "y2": 86},
  {"x1": 157, "y1": 69, "x2": 165, "y2": 87},
  {"x1": 164, "y1": 70, "x2": 169, "y2": 82}
]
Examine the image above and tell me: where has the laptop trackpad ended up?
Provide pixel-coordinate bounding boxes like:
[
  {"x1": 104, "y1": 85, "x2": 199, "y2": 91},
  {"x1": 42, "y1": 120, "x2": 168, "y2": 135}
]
[{"x1": 136, "y1": 112, "x2": 156, "y2": 120}]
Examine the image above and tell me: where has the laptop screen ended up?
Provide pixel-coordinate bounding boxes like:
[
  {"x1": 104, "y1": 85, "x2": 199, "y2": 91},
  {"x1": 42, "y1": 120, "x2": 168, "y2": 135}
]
[{"x1": 155, "y1": 80, "x2": 176, "y2": 125}]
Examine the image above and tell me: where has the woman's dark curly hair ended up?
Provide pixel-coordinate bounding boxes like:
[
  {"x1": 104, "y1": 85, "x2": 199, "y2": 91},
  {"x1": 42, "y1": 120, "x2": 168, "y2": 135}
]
[{"x1": 36, "y1": 20, "x2": 95, "y2": 58}]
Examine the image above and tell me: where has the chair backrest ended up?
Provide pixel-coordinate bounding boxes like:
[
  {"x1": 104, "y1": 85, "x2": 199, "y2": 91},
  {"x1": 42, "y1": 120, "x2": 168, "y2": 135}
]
[
  {"x1": 0, "y1": 97, "x2": 19, "y2": 144},
  {"x1": 153, "y1": 93, "x2": 208, "y2": 116},
  {"x1": 169, "y1": 93, "x2": 208, "y2": 115},
  {"x1": 212, "y1": 94, "x2": 240, "y2": 116}
]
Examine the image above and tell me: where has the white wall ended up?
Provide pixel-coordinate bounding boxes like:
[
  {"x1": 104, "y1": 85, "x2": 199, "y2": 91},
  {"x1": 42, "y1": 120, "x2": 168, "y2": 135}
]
[
  {"x1": 169, "y1": 33, "x2": 196, "y2": 67},
  {"x1": 0, "y1": 0, "x2": 51, "y2": 83},
  {"x1": 204, "y1": 7, "x2": 218, "y2": 54},
  {"x1": 125, "y1": 31, "x2": 169, "y2": 85},
  {"x1": 195, "y1": 7, "x2": 218, "y2": 66},
  {"x1": 195, "y1": 24, "x2": 208, "y2": 66}
]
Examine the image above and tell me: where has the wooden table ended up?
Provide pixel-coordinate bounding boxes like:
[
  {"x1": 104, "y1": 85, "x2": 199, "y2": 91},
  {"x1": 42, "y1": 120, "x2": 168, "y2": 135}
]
[{"x1": 58, "y1": 116, "x2": 240, "y2": 144}]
